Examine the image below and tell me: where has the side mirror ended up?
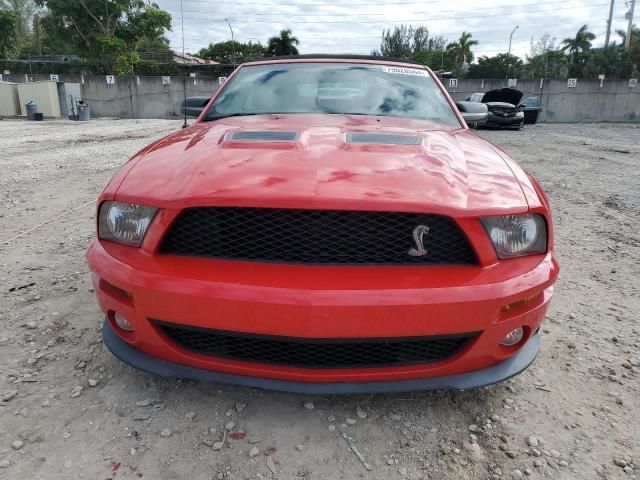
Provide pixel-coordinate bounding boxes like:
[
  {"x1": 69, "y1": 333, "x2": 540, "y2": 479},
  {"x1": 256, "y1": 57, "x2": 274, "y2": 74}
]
[
  {"x1": 181, "y1": 96, "x2": 210, "y2": 117},
  {"x1": 456, "y1": 101, "x2": 488, "y2": 125}
]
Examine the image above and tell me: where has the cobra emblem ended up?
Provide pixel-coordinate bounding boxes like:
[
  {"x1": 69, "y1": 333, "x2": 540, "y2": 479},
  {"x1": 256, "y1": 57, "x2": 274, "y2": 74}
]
[{"x1": 408, "y1": 225, "x2": 430, "y2": 256}]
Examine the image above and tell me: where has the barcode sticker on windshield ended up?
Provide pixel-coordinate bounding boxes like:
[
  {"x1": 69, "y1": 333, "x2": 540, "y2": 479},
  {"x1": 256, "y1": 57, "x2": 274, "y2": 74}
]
[{"x1": 382, "y1": 66, "x2": 427, "y2": 76}]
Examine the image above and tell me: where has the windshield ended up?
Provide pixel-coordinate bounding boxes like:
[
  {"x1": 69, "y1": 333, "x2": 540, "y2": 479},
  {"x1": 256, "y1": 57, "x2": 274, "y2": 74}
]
[{"x1": 203, "y1": 62, "x2": 461, "y2": 127}]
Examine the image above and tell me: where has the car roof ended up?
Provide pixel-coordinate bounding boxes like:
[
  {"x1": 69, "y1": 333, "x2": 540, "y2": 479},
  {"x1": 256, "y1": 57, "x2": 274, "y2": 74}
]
[{"x1": 241, "y1": 54, "x2": 426, "y2": 69}]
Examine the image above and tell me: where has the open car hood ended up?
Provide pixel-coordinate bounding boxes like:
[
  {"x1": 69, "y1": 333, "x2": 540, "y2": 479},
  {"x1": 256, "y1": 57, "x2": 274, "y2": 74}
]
[{"x1": 482, "y1": 88, "x2": 524, "y2": 106}]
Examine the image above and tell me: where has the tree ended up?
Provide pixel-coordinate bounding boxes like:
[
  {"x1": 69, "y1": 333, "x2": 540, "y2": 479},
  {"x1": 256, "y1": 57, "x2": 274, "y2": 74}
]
[
  {"x1": 446, "y1": 31, "x2": 478, "y2": 66},
  {"x1": 561, "y1": 24, "x2": 595, "y2": 64},
  {"x1": 117, "y1": 3, "x2": 171, "y2": 54},
  {"x1": 412, "y1": 36, "x2": 449, "y2": 69},
  {"x1": 523, "y1": 35, "x2": 569, "y2": 78},
  {"x1": 523, "y1": 49, "x2": 568, "y2": 78},
  {"x1": 36, "y1": 0, "x2": 171, "y2": 71},
  {"x1": 1, "y1": 0, "x2": 37, "y2": 52},
  {"x1": 580, "y1": 27, "x2": 639, "y2": 79},
  {"x1": 614, "y1": 26, "x2": 639, "y2": 70},
  {"x1": 373, "y1": 24, "x2": 446, "y2": 60},
  {"x1": 197, "y1": 40, "x2": 265, "y2": 64},
  {"x1": 0, "y1": 8, "x2": 19, "y2": 58},
  {"x1": 627, "y1": 26, "x2": 640, "y2": 75},
  {"x1": 266, "y1": 29, "x2": 299, "y2": 56},
  {"x1": 372, "y1": 24, "x2": 450, "y2": 70},
  {"x1": 467, "y1": 53, "x2": 523, "y2": 78},
  {"x1": 582, "y1": 46, "x2": 633, "y2": 78},
  {"x1": 373, "y1": 24, "x2": 414, "y2": 58}
]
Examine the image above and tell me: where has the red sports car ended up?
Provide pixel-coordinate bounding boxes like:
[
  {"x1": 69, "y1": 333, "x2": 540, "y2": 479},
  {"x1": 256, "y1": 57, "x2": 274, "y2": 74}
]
[{"x1": 87, "y1": 56, "x2": 558, "y2": 394}]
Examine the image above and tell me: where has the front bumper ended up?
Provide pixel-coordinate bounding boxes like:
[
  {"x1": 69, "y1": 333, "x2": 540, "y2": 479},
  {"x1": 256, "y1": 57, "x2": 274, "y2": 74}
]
[
  {"x1": 103, "y1": 318, "x2": 541, "y2": 394},
  {"x1": 485, "y1": 113, "x2": 524, "y2": 128},
  {"x1": 87, "y1": 238, "x2": 558, "y2": 388}
]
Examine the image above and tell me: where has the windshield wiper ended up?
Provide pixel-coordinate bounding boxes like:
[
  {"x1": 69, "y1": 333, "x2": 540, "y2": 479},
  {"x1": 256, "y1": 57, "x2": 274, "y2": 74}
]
[{"x1": 203, "y1": 113, "x2": 263, "y2": 122}]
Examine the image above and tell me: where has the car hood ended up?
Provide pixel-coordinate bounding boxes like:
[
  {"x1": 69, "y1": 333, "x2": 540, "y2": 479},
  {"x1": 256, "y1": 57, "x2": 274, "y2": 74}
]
[
  {"x1": 115, "y1": 114, "x2": 530, "y2": 216},
  {"x1": 482, "y1": 88, "x2": 524, "y2": 106}
]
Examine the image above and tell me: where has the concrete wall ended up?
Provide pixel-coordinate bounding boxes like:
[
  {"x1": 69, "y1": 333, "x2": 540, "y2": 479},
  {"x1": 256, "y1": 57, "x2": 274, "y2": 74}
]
[
  {"x1": 0, "y1": 82, "x2": 20, "y2": 116},
  {"x1": 17, "y1": 81, "x2": 61, "y2": 117},
  {"x1": 2, "y1": 74, "x2": 222, "y2": 119},
  {"x1": 2, "y1": 74, "x2": 639, "y2": 122},
  {"x1": 444, "y1": 78, "x2": 640, "y2": 123},
  {"x1": 79, "y1": 75, "x2": 220, "y2": 119}
]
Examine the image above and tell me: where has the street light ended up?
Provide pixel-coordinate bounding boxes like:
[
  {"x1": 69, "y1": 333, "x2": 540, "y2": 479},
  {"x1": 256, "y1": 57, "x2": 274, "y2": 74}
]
[
  {"x1": 224, "y1": 18, "x2": 236, "y2": 68},
  {"x1": 507, "y1": 25, "x2": 519, "y2": 56}
]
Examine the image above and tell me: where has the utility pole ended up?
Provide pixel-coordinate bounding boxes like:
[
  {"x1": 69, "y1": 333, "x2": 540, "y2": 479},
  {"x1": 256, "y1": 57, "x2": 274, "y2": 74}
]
[
  {"x1": 507, "y1": 26, "x2": 519, "y2": 79},
  {"x1": 605, "y1": 0, "x2": 615, "y2": 47},
  {"x1": 507, "y1": 25, "x2": 519, "y2": 56},
  {"x1": 181, "y1": 0, "x2": 188, "y2": 129},
  {"x1": 225, "y1": 18, "x2": 236, "y2": 68},
  {"x1": 626, "y1": 0, "x2": 636, "y2": 50},
  {"x1": 33, "y1": 14, "x2": 42, "y2": 56}
]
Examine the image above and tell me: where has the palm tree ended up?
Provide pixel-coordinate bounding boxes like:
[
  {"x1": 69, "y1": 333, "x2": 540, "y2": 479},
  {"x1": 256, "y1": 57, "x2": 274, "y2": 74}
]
[
  {"x1": 267, "y1": 29, "x2": 299, "y2": 56},
  {"x1": 446, "y1": 31, "x2": 478, "y2": 66},
  {"x1": 561, "y1": 24, "x2": 595, "y2": 63}
]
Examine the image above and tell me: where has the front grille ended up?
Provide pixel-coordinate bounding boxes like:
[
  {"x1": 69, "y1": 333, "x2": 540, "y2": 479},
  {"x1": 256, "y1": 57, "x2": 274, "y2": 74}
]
[
  {"x1": 159, "y1": 207, "x2": 477, "y2": 265},
  {"x1": 490, "y1": 107, "x2": 518, "y2": 117},
  {"x1": 154, "y1": 320, "x2": 478, "y2": 369}
]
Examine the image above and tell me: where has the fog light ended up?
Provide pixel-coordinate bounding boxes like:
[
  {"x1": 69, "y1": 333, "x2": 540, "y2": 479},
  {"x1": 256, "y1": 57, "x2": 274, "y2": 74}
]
[
  {"x1": 114, "y1": 312, "x2": 134, "y2": 332},
  {"x1": 500, "y1": 327, "x2": 524, "y2": 346}
]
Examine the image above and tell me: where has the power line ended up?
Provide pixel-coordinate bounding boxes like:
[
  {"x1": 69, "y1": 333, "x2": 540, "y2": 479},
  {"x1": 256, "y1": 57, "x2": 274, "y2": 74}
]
[
  {"x1": 168, "y1": 0, "x2": 603, "y2": 17},
  {"x1": 167, "y1": 3, "x2": 608, "y2": 23},
  {"x1": 183, "y1": 0, "x2": 448, "y2": 5},
  {"x1": 164, "y1": 20, "x2": 603, "y2": 41}
]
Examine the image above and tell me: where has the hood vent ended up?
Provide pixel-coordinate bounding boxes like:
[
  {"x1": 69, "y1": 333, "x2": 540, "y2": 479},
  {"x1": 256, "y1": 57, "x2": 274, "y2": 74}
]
[
  {"x1": 228, "y1": 131, "x2": 298, "y2": 142},
  {"x1": 346, "y1": 133, "x2": 422, "y2": 145}
]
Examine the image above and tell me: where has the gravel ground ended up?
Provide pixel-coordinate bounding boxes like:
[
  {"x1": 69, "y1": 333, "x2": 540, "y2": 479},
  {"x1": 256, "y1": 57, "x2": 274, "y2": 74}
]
[{"x1": 0, "y1": 119, "x2": 638, "y2": 480}]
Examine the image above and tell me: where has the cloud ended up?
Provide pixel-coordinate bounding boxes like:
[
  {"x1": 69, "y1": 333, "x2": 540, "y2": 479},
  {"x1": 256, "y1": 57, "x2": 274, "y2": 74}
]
[{"x1": 158, "y1": 0, "x2": 630, "y2": 59}]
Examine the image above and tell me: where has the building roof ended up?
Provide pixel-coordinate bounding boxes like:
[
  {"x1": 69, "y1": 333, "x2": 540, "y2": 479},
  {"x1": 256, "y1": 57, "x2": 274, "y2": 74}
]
[{"x1": 172, "y1": 51, "x2": 218, "y2": 65}]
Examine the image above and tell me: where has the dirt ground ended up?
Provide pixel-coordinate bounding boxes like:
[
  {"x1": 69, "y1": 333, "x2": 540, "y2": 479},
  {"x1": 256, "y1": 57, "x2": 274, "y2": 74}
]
[{"x1": 0, "y1": 119, "x2": 638, "y2": 480}]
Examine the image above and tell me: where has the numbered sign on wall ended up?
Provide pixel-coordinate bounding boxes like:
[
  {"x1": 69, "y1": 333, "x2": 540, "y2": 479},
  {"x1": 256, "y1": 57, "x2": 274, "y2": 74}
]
[
  {"x1": 162, "y1": 76, "x2": 170, "y2": 86},
  {"x1": 630, "y1": 78, "x2": 638, "y2": 88},
  {"x1": 448, "y1": 78, "x2": 458, "y2": 88},
  {"x1": 218, "y1": 76, "x2": 227, "y2": 86},
  {"x1": 106, "y1": 75, "x2": 115, "y2": 85},
  {"x1": 567, "y1": 78, "x2": 577, "y2": 88},
  {"x1": 50, "y1": 74, "x2": 59, "y2": 82}
]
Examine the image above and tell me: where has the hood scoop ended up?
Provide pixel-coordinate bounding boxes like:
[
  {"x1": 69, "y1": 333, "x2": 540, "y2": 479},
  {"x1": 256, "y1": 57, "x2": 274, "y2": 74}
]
[
  {"x1": 227, "y1": 131, "x2": 298, "y2": 142},
  {"x1": 346, "y1": 133, "x2": 422, "y2": 145}
]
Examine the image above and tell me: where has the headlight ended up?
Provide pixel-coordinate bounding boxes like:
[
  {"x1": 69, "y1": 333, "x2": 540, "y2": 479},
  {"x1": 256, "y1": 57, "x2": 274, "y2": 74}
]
[
  {"x1": 481, "y1": 214, "x2": 547, "y2": 258},
  {"x1": 98, "y1": 201, "x2": 157, "y2": 246}
]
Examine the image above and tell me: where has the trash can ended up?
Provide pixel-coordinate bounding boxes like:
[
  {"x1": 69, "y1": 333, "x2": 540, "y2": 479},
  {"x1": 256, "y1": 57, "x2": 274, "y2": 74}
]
[
  {"x1": 25, "y1": 100, "x2": 38, "y2": 120},
  {"x1": 522, "y1": 108, "x2": 541, "y2": 124},
  {"x1": 77, "y1": 101, "x2": 90, "y2": 121}
]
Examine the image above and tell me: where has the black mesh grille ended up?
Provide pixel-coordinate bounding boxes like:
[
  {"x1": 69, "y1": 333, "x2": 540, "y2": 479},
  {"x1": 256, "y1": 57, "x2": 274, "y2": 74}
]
[
  {"x1": 154, "y1": 320, "x2": 478, "y2": 369},
  {"x1": 159, "y1": 208, "x2": 477, "y2": 265}
]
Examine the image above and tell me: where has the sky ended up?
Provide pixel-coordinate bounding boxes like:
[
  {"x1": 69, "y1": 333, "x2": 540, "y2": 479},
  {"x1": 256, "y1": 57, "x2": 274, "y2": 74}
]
[{"x1": 155, "y1": 0, "x2": 633, "y2": 60}]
